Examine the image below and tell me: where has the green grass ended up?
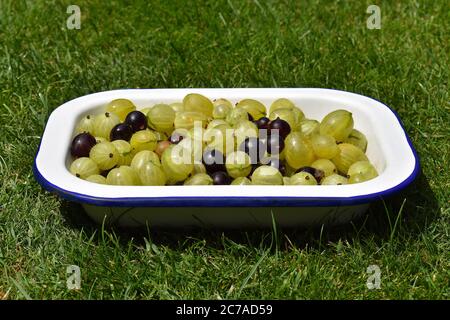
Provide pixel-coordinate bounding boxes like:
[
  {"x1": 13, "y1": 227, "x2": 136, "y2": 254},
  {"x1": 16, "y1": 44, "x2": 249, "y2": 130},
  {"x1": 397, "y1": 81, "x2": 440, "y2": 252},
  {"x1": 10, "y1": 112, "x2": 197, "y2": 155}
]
[{"x1": 0, "y1": 0, "x2": 449, "y2": 300}]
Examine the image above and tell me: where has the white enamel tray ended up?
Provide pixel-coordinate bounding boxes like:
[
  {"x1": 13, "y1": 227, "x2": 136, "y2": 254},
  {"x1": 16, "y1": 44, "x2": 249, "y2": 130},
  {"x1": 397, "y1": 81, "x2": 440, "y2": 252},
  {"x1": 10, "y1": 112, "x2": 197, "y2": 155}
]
[{"x1": 34, "y1": 88, "x2": 419, "y2": 228}]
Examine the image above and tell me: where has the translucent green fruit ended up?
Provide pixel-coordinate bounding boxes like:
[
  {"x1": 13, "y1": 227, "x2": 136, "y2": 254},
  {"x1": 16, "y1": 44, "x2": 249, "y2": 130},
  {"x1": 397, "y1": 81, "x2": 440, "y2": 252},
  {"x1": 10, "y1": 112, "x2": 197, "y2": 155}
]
[
  {"x1": 106, "y1": 166, "x2": 141, "y2": 186},
  {"x1": 183, "y1": 93, "x2": 214, "y2": 118},
  {"x1": 89, "y1": 142, "x2": 119, "y2": 170},
  {"x1": 225, "y1": 151, "x2": 252, "y2": 178},
  {"x1": 320, "y1": 110, "x2": 354, "y2": 142},
  {"x1": 130, "y1": 150, "x2": 161, "y2": 172},
  {"x1": 344, "y1": 129, "x2": 368, "y2": 152},
  {"x1": 251, "y1": 165, "x2": 283, "y2": 185},
  {"x1": 347, "y1": 160, "x2": 378, "y2": 183},
  {"x1": 299, "y1": 119, "x2": 320, "y2": 136},
  {"x1": 331, "y1": 143, "x2": 368, "y2": 175},
  {"x1": 93, "y1": 112, "x2": 120, "y2": 140},
  {"x1": 130, "y1": 130, "x2": 157, "y2": 153},
  {"x1": 236, "y1": 99, "x2": 266, "y2": 120},
  {"x1": 184, "y1": 173, "x2": 213, "y2": 185},
  {"x1": 284, "y1": 132, "x2": 315, "y2": 169},
  {"x1": 321, "y1": 174, "x2": 349, "y2": 185},
  {"x1": 75, "y1": 114, "x2": 95, "y2": 134},
  {"x1": 112, "y1": 140, "x2": 133, "y2": 166},
  {"x1": 161, "y1": 145, "x2": 194, "y2": 183},
  {"x1": 139, "y1": 162, "x2": 166, "y2": 186},
  {"x1": 70, "y1": 157, "x2": 99, "y2": 179},
  {"x1": 85, "y1": 174, "x2": 107, "y2": 184},
  {"x1": 311, "y1": 159, "x2": 337, "y2": 177},
  {"x1": 290, "y1": 172, "x2": 318, "y2": 185},
  {"x1": 106, "y1": 99, "x2": 136, "y2": 121},
  {"x1": 147, "y1": 104, "x2": 175, "y2": 133},
  {"x1": 311, "y1": 134, "x2": 339, "y2": 159},
  {"x1": 231, "y1": 177, "x2": 252, "y2": 185}
]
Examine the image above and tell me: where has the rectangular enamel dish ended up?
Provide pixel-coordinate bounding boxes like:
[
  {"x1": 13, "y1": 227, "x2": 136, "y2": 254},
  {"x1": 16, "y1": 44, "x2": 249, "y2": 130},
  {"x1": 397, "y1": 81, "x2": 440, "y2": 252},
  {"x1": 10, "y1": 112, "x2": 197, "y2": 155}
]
[{"x1": 34, "y1": 88, "x2": 419, "y2": 228}]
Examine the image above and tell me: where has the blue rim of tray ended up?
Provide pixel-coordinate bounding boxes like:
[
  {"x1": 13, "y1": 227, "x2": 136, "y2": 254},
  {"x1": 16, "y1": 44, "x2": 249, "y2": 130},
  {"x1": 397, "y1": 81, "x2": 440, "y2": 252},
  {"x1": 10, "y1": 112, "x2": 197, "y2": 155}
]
[{"x1": 33, "y1": 89, "x2": 421, "y2": 208}]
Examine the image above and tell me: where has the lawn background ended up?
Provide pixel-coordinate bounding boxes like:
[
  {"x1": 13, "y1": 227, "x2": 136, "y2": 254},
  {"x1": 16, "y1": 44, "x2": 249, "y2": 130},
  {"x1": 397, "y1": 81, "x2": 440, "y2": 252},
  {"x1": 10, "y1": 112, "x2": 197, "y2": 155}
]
[{"x1": 0, "y1": 0, "x2": 448, "y2": 299}]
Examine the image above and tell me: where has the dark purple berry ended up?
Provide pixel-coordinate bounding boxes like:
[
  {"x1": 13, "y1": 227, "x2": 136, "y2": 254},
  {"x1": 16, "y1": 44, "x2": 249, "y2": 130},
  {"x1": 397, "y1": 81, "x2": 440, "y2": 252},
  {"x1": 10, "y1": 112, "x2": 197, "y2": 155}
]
[
  {"x1": 70, "y1": 132, "x2": 97, "y2": 158},
  {"x1": 203, "y1": 149, "x2": 226, "y2": 174},
  {"x1": 255, "y1": 117, "x2": 270, "y2": 130},
  {"x1": 125, "y1": 111, "x2": 147, "y2": 132},
  {"x1": 239, "y1": 137, "x2": 266, "y2": 164},
  {"x1": 110, "y1": 123, "x2": 133, "y2": 141},
  {"x1": 101, "y1": 168, "x2": 114, "y2": 178},
  {"x1": 278, "y1": 163, "x2": 286, "y2": 176},
  {"x1": 296, "y1": 166, "x2": 325, "y2": 182},
  {"x1": 269, "y1": 117, "x2": 291, "y2": 139},
  {"x1": 170, "y1": 132, "x2": 184, "y2": 144},
  {"x1": 211, "y1": 171, "x2": 231, "y2": 185},
  {"x1": 266, "y1": 133, "x2": 285, "y2": 154}
]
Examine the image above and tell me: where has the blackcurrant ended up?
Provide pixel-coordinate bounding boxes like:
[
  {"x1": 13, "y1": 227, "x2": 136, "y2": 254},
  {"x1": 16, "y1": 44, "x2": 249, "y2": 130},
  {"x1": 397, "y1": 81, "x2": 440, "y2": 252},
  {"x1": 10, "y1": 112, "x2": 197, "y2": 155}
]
[
  {"x1": 211, "y1": 171, "x2": 231, "y2": 185},
  {"x1": 239, "y1": 137, "x2": 266, "y2": 164},
  {"x1": 202, "y1": 149, "x2": 226, "y2": 174},
  {"x1": 266, "y1": 133, "x2": 285, "y2": 154},
  {"x1": 169, "y1": 132, "x2": 184, "y2": 144},
  {"x1": 269, "y1": 117, "x2": 291, "y2": 139},
  {"x1": 110, "y1": 123, "x2": 133, "y2": 141},
  {"x1": 70, "y1": 132, "x2": 97, "y2": 158},
  {"x1": 125, "y1": 111, "x2": 147, "y2": 132},
  {"x1": 255, "y1": 116, "x2": 270, "y2": 130}
]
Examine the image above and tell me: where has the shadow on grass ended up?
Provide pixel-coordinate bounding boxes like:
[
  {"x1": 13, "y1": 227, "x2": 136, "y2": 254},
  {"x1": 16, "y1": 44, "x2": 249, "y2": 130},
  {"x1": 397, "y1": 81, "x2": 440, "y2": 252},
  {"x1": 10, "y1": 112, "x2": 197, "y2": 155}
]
[{"x1": 60, "y1": 168, "x2": 440, "y2": 251}]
